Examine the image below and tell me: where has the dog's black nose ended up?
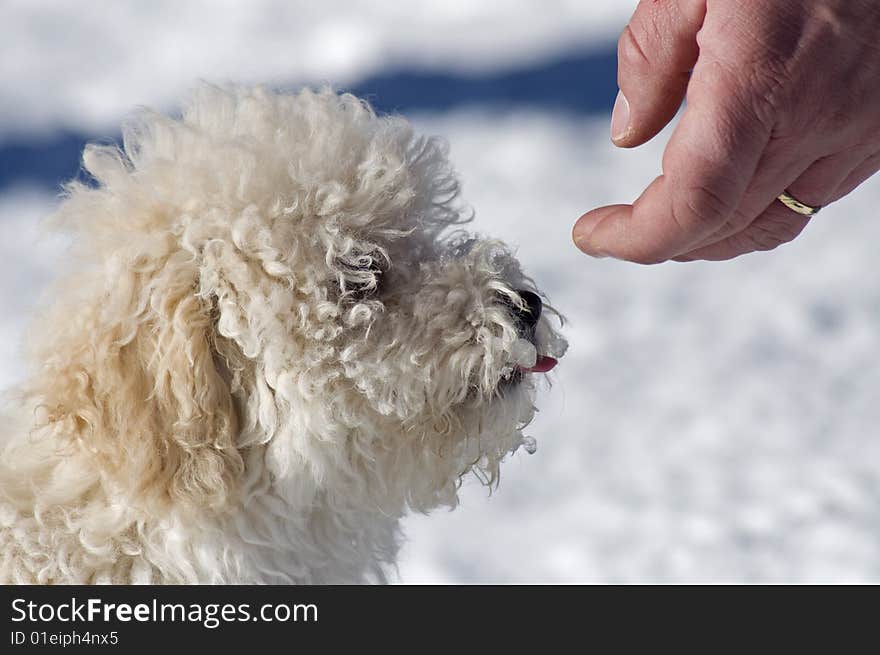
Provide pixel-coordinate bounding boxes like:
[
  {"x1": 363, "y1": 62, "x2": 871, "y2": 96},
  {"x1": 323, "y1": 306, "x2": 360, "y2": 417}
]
[{"x1": 515, "y1": 289, "x2": 542, "y2": 329}]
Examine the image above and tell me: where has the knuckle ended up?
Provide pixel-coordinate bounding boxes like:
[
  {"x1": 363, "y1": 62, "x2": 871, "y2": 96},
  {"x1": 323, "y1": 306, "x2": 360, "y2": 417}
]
[
  {"x1": 729, "y1": 209, "x2": 754, "y2": 233},
  {"x1": 617, "y1": 21, "x2": 655, "y2": 74},
  {"x1": 677, "y1": 183, "x2": 735, "y2": 229},
  {"x1": 747, "y1": 216, "x2": 803, "y2": 251},
  {"x1": 724, "y1": 232, "x2": 756, "y2": 255},
  {"x1": 750, "y1": 58, "x2": 790, "y2": 103},
  {"x1": 819, "y1": 96, "x2": 861, "y2": 134},
  {"x1": 741, "y1": 53, "x2": 828, "y2": 136},
  {"x1": 746, "y1": 80, "x2": 783, "y2": 133},
  {"x1": 716, "y1": 208, "x2": 754, "y2": 236},
  {"x1": 694, "y1": 58, "x2": 779, "y2": 133}
]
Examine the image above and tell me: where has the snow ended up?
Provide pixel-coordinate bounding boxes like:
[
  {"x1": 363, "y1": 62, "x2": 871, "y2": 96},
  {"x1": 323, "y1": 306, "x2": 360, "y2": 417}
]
[
  {"x1": 0, "y1": 188, "x2": 70, "y2": 390},
  {"x1": 3, "y1": 0, "x2": 880, "y2": 583},
  {"x1": 0, "y1": 0, "x2": 631, "y2": 137}
]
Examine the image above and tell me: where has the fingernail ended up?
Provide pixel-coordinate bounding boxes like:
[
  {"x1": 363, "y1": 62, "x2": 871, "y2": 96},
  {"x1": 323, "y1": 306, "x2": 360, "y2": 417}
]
[
  {"x1": 610, "y1": 90, "x2": 630, "y2": 143},
  {"x1": 572, "y1": 216, "x2": 609, "y2": 259}
]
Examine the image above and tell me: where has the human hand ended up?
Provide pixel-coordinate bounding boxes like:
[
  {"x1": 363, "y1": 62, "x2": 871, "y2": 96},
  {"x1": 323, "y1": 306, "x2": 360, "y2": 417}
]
[{"x1": 572, "y1": 0, "x2": 880, "y2": 263}]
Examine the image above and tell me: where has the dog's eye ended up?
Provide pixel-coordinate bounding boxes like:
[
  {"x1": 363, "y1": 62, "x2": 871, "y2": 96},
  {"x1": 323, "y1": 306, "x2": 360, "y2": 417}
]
[{"x1": 337, "y1": 255, "x2": 386, "y2": 300}]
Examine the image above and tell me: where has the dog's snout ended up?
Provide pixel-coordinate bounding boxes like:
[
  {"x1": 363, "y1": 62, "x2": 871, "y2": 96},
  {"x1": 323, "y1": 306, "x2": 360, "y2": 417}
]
[
  {"x1": 496, "y1": 289, "x2": 542, "y2": 334},
  {"x1": 515, "y1": 289, "x2": 542, "y2": 328}
]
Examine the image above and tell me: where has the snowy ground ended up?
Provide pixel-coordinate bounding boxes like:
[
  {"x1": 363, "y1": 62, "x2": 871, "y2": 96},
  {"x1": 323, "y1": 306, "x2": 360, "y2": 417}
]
[{"x1": 2, "y1": 1, "x2": 880, "y2": 583}]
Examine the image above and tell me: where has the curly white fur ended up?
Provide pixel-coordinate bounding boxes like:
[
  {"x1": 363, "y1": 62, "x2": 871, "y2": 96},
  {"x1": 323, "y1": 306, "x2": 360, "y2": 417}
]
[{"x1": 0, "y1": 85, "x2": 567, "y2": 584}]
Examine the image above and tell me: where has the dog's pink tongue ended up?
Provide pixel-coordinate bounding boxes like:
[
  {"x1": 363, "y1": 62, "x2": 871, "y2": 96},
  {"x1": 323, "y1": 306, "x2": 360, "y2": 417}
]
[{"x1": 521, "y1": 356, "x2": 558, "y2": 373}]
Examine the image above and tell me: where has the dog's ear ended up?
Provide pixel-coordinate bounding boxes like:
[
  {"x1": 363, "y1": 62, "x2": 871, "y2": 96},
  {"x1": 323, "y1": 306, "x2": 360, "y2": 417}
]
[{"x1": 27, "y1": 253, "x2": 243, "y2": 513}]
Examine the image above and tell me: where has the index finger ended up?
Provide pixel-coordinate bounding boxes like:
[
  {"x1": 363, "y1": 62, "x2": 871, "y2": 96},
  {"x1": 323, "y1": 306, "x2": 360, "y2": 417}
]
[{"x1": 574, "y1": 61, "x2": 772, "y2": 263}]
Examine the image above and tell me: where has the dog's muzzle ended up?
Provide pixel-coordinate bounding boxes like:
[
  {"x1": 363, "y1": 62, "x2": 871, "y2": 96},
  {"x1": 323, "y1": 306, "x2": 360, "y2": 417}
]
[{"x1": 508, "y1": 289, "x2": 557, "y2": 374}]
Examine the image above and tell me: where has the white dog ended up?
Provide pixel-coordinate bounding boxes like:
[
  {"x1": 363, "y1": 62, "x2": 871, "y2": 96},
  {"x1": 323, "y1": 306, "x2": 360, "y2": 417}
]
[{"x1": 0, "y1": 85, "x2": 566, "y2": 584}]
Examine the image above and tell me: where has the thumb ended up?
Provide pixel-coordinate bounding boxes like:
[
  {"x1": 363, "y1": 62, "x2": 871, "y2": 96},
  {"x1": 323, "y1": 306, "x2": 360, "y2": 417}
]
[{"x1": 612, "y1": 0, "x2": 706, "y2": 148}]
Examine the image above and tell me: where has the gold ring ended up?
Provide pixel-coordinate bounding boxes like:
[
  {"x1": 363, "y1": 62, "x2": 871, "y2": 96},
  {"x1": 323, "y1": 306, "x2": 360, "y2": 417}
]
[{"x1": 777, "y1": 190, "x2": 821, "y2": 216}]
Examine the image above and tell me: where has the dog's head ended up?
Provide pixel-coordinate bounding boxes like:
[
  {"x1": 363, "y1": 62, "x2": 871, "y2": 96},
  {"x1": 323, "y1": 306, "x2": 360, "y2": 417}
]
[{"x1": 27, "y1": 86, "x2": 566, "y2": 516}]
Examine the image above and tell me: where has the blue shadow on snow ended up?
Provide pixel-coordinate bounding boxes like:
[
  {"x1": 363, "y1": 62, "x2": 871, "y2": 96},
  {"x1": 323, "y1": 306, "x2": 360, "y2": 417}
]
[{"x1": 0, "y1": 46, "x2": 618, "y2": 192}]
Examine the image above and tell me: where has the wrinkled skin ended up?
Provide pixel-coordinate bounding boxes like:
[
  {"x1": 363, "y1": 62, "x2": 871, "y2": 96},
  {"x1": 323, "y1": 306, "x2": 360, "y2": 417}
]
[{"x1": 573, "y1": 0, "x2": 880, "y2": 263}]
